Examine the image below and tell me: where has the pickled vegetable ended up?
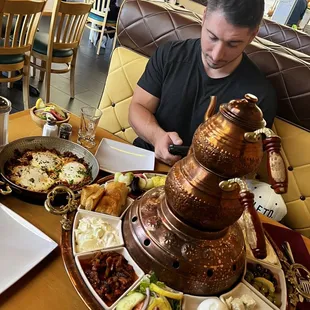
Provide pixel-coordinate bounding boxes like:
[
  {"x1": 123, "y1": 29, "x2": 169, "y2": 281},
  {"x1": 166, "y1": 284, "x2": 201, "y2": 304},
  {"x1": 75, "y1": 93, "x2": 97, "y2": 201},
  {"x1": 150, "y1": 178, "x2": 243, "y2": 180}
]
[{"x1": 245, "y1": 263, "x2": 281, "y2": 308}]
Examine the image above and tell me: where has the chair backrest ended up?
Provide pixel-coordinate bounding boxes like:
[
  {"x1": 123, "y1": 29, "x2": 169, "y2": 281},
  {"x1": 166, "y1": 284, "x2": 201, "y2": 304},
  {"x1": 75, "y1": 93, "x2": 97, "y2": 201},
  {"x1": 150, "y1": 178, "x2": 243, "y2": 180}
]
[
  {"x1": 98, "y1": 46, "x2": 148, "y2": 142},
  {"x1": 0, "y1": 0, "x2": 46, "y2": 55},
  {"x1": 87, "y1": 0, "x2": 111, "y2": 18},
  {"x1": 47, "y1": 0, "x2": 92, "y2": 53}
]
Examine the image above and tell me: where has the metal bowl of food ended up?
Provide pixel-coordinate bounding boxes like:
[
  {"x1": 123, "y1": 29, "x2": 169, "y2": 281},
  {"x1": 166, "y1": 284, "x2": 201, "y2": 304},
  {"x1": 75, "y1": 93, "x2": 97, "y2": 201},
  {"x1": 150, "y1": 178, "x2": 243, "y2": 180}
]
[{"x1": 0, "y1": 136, "x2": 99, "y2": 201}]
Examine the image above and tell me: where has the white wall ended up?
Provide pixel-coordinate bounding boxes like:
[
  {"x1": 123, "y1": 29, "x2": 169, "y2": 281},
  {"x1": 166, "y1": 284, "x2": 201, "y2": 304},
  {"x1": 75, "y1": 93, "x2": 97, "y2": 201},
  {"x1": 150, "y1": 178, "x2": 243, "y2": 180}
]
[{"x1": 178, "y1": 0, "x2": 204, "y2": 15}]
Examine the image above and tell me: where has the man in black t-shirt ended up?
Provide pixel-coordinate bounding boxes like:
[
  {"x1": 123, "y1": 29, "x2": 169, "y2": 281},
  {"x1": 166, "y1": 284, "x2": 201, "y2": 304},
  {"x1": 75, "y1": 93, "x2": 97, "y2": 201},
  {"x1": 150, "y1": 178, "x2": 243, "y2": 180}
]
[{"x1": 129, "y1": 0, "x2": 277, "y2": 166}]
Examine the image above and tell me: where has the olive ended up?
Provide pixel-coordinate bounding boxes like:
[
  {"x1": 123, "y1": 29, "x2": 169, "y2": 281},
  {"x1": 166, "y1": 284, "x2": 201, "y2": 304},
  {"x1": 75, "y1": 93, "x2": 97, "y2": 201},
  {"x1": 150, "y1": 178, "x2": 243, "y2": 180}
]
[
  {"x1": 267, "y1": 295, "x2": 274, "y2": 303},
  {"x1": 247, "y1": 263, "x2": 255, "y2": 271},
  {"x1": 245, "y1": 271, "x2": 254, "y2": 282},
  {"x1": 253, "y1": 271, "x2": 259, "y2": 278},
  {"x1": 275, "y1": 286, "x2": 281, "y2": 294},
  {"x1": 263, "y1": 272, "x2": 272, "y2": 280},
  {"x1": 274, "y1": 295, "x2": 282, "y2": 307},
  {"x1": 256, "y1": 264, "x2": 263, "y2": 273},
  {"x1": 269, "y1": 292, "x2": 275, "y2": 298}
]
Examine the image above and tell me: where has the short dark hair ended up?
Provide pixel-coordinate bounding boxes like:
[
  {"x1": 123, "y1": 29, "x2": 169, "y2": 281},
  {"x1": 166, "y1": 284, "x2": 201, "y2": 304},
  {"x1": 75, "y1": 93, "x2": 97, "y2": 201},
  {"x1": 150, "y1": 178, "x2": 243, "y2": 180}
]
[{"x1": 206, "y1": 0, "x2": 265, "y2": 30}]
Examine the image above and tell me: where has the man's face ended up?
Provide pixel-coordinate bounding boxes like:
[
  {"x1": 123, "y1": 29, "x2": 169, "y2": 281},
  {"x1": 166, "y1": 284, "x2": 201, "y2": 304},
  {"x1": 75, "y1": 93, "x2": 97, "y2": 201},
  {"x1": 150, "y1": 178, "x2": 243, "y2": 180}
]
[{"x1": 201, "y1": 10, "x2": 257, "y2": 70}]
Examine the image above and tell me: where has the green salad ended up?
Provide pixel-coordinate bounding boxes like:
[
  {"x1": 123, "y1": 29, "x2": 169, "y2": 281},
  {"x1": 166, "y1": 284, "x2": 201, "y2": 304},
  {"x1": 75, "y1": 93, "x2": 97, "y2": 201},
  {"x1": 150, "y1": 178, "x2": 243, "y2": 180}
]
[{"x1": 116, "y1": 273, "x2": 183, "y2": 310}]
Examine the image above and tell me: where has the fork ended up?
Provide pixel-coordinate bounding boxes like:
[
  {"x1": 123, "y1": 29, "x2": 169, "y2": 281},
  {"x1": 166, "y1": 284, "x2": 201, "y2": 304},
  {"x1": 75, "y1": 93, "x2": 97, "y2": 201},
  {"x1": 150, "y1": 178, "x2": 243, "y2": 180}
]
[{"x1": 282, "y1": 241, "x2": 310, "y2": 302}]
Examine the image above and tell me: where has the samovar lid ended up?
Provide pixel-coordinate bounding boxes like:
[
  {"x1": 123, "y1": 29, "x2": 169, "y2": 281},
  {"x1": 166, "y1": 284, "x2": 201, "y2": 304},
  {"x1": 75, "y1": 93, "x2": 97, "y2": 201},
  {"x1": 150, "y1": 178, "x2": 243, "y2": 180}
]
[{"x1": 220, "y1": 94, "x2": 266, "y2": 130}]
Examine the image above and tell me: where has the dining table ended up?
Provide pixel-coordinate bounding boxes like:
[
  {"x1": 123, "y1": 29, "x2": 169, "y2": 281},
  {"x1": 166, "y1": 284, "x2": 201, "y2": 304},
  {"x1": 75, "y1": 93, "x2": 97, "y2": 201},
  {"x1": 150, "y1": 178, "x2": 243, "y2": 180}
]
[{"x1": 0, "y1": 109, "x2": 309, "y2": 310}]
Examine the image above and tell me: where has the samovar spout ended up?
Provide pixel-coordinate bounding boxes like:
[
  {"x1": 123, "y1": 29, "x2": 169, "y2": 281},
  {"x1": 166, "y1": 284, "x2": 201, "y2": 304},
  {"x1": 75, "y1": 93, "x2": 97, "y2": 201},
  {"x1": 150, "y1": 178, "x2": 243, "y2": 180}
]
[{"x1": 204, "y1": 96, "x2": 217, "y2": 121}]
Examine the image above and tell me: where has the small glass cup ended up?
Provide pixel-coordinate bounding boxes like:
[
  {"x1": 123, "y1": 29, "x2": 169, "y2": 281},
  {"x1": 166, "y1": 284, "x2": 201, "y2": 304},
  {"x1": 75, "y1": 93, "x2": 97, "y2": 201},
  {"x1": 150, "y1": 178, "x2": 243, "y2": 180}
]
[{"x1": 77, "y1": 107, "x2": 102, "y2": 149}]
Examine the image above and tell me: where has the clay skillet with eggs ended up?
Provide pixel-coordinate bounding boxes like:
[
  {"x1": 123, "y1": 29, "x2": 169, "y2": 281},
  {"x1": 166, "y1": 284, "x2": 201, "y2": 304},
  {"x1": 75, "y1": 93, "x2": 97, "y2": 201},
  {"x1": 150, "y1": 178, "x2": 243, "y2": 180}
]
[{"x1": 7, "y1": 149, "x2": 91, "y2": 192}]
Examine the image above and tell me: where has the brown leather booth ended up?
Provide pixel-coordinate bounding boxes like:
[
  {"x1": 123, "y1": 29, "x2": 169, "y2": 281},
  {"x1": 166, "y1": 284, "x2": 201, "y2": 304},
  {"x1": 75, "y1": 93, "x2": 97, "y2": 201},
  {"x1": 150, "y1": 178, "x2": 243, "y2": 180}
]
[
  {"x1": 258, "y1": 18, "x2": 310, "y2": 57},
  {"x1": 99, "y1": 0, "x2": 310, "y2": 237}
]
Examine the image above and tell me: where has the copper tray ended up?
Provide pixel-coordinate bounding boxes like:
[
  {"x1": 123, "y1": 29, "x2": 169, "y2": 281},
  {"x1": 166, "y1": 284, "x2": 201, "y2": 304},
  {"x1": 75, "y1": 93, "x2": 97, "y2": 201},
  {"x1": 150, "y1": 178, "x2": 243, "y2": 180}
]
[
  {"x1": 60, "y1": 171, "x2": 167, "y2": 310},
  {"x1": 60, "y1": 171, "x2": 291, "y2": 310}
]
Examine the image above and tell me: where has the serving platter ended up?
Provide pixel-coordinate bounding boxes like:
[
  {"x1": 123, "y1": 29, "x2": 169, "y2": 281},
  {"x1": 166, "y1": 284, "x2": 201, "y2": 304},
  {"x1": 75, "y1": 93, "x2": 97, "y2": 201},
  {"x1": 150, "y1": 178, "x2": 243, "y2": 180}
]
[{"x1": 60, "y1": 171, "x2": 287, "y2": 310}]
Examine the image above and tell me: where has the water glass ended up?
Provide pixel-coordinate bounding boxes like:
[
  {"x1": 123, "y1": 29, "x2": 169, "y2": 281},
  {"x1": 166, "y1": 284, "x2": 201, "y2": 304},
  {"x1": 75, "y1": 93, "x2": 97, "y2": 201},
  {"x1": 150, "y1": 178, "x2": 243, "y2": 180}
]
[{"x1": 77, "y1": 107, "x2": 102, "y2": 149}]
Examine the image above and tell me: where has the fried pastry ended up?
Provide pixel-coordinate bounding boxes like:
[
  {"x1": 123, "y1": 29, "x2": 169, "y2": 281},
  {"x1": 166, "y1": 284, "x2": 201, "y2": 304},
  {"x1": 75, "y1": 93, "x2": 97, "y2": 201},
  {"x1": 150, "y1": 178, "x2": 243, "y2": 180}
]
[
  {"x1": 95, "y1": 196, "x2": 120, "y2": 216},
  {"x1": 85, "y1": 187, "x2": 105, "y2": 211},
  {"x1": 105, "y1": 182, "x2": 128, "y2": 206},
  {"x1": 95, "y1": 182, "x2": 128, "y2": 216},
  {"x1": 80, "y1": 184, "x2": 103, "y2": 208}
]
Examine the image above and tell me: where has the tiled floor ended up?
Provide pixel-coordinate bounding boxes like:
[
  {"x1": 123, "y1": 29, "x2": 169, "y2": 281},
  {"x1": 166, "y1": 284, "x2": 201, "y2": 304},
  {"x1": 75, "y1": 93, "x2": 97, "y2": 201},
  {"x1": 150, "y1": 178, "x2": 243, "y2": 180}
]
[{"x1": 0, "y1": 16, "x2": 112, "y2": 116}]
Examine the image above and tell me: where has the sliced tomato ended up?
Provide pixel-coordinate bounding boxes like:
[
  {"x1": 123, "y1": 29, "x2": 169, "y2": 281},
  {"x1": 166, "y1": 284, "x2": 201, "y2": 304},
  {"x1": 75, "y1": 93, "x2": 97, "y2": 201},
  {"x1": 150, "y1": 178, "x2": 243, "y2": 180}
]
[{"x1": 50, "y1": 109, "x2": 66, "y2": 121}]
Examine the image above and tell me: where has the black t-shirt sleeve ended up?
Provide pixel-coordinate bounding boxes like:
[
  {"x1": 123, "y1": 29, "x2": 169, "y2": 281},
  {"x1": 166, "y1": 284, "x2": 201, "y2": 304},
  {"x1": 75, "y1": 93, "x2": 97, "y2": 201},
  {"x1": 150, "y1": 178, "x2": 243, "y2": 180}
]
[
  {"x1": 257, "y1": 85, "x2": 277, "y2": 128},
  {"x1": 137, "y1": 43, "x2": 170, "y2": 99}
]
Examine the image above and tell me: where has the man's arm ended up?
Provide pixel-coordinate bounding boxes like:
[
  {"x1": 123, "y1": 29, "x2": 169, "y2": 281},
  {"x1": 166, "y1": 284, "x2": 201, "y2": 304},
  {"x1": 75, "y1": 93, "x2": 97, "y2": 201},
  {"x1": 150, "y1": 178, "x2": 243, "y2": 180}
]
[{"x1": 129, "y1": 86, "x2": 183, "y2": 166}]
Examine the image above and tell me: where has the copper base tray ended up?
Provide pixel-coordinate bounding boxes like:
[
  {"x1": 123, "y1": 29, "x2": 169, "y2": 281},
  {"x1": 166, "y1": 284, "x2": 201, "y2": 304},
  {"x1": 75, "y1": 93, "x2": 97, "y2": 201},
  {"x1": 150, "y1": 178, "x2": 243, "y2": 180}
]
[{"x1": 60, "y1": 172, "x2": 289, "y2": 310}]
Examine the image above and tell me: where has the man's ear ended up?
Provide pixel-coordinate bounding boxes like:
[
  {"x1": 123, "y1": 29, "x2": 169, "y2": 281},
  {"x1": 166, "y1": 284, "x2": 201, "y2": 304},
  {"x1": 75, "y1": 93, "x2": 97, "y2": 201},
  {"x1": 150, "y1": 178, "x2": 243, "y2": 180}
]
[
  {"x1": 202, "y1": 7, "x2": 207, "y2": 24},
  {"x1": 248, "y1": 27, "x2": 259, "y2": 43}
]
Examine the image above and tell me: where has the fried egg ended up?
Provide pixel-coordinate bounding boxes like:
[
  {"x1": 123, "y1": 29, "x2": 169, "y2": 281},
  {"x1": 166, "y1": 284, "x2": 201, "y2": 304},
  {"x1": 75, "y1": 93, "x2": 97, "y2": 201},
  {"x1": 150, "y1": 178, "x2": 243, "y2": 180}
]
[
  {"x1": 59, "y1": 162, "x2": 87, "y2": 185},
  {"x1": 31, "y1": 151, "x2": 62, "y2": 171},
  {"x1": 10, "y1": 165, "x2": 55, "y2": 191}
]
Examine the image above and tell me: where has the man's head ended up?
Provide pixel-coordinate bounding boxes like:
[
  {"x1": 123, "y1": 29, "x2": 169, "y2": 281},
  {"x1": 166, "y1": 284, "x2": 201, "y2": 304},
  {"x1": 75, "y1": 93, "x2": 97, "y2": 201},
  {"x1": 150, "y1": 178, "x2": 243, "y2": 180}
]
[{"x1": 201, "y1": 0, "x2": 264, "y2": 71}]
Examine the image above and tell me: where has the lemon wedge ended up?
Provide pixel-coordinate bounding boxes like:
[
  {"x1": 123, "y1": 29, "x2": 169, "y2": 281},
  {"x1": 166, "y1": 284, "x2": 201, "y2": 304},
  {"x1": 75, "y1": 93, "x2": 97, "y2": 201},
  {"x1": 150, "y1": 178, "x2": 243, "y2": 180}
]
[
  {"x1": 254, "y1": 277, "x2": 275, "y2": 293},
  {"x1": 35, "y1": 98, "x2": 45, "y2": 109},
  {"x1": 149, "y1": 283, "x2": 183, "y2": 300},
  {"x1": 147, "y1": 297, "x2": 172, "y2": 310},
  {"x1": 151, "y1": 176, "x2": 166, "y2": 187}
]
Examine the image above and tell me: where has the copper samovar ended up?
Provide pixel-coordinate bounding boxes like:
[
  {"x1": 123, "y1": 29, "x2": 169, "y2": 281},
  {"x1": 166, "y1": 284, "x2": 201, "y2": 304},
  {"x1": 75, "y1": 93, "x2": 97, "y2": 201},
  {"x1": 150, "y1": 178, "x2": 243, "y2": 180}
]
[{"x1": 123, "y1": 94, "x2": 288, "y2": 295}]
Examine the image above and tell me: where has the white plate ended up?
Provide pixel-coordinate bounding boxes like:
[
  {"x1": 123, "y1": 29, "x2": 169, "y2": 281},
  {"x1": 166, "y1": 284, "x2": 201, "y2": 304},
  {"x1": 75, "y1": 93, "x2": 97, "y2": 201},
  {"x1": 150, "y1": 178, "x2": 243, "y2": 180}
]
[
  {"x1": 72, "y1": 210, "x2": 124, "y2": 256},
  {"x1": 95, "y1": 139, "x2": 155, "y2": 173},
  {"x1": 220, "y1": 282, "x2": 274, "y2": 310},
  {"x1": 0, "y1": 203, "x2": 58, "y2": 294},
  {"x1": 243, "y1": 258, "x2": 287, "y2": 310},
  {"x1": 75, "y1": 247, "x2": 144, "y2": 309}
]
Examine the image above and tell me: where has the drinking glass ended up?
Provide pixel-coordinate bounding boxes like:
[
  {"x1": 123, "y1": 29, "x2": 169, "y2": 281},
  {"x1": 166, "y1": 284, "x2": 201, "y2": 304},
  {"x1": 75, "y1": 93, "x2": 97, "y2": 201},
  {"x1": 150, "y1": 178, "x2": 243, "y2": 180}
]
[{"x1": 77, "y1": 107, "x2": 102, "y2": 149}]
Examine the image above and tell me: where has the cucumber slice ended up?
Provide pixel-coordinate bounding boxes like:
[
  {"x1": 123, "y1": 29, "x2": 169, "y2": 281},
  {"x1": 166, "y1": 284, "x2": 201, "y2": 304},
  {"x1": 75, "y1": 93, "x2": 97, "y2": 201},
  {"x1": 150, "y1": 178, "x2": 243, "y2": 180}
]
[
  {"x1": 116, "y1": 292, "x2": 145, "y2": 310},
  {"x1": 138, "y1": 177, "x2": 147, "y2": 189},
  {"x1": 144, "y1": 178, "x2": 154, "y2": 190},
  {"x1": 114, "y1": 172, "x2": 122, "y2": 182},
  {"x1": 118, "y1": 172, "x2": 134, "y2": 186}
]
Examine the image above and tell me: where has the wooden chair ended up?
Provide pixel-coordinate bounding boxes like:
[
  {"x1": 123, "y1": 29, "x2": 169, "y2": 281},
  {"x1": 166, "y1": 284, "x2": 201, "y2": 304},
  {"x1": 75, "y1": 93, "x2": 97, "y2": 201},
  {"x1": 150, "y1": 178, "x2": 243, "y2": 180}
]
[
  {"x1": 85, "y1": 0, "x2": 117, "y2": 55},
  {"x1": 0, "y1": 0, "x2": 46, "y2": 109},
  {"x1": 31, "y1": 0, "x2": 92, "y2": 103}
]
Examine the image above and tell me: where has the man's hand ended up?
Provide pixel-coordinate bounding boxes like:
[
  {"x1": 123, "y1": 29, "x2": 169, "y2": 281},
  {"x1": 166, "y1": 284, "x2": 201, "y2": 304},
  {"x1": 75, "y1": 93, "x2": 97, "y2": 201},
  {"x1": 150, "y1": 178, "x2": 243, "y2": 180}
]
[
  {"x1": 154, "y1": 131, "x2": 183, "y2": 166},
  {"x1": 129, "y1": 86, "x2": 182, "y2": 166}
]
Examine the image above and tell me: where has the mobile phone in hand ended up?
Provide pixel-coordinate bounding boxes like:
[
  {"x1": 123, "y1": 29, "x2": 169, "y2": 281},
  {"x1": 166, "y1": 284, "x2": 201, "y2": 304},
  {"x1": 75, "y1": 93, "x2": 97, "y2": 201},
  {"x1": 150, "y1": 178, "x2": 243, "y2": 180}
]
[{"x1": 168, "y1": 144, "x2": 190, "y2": 157}]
